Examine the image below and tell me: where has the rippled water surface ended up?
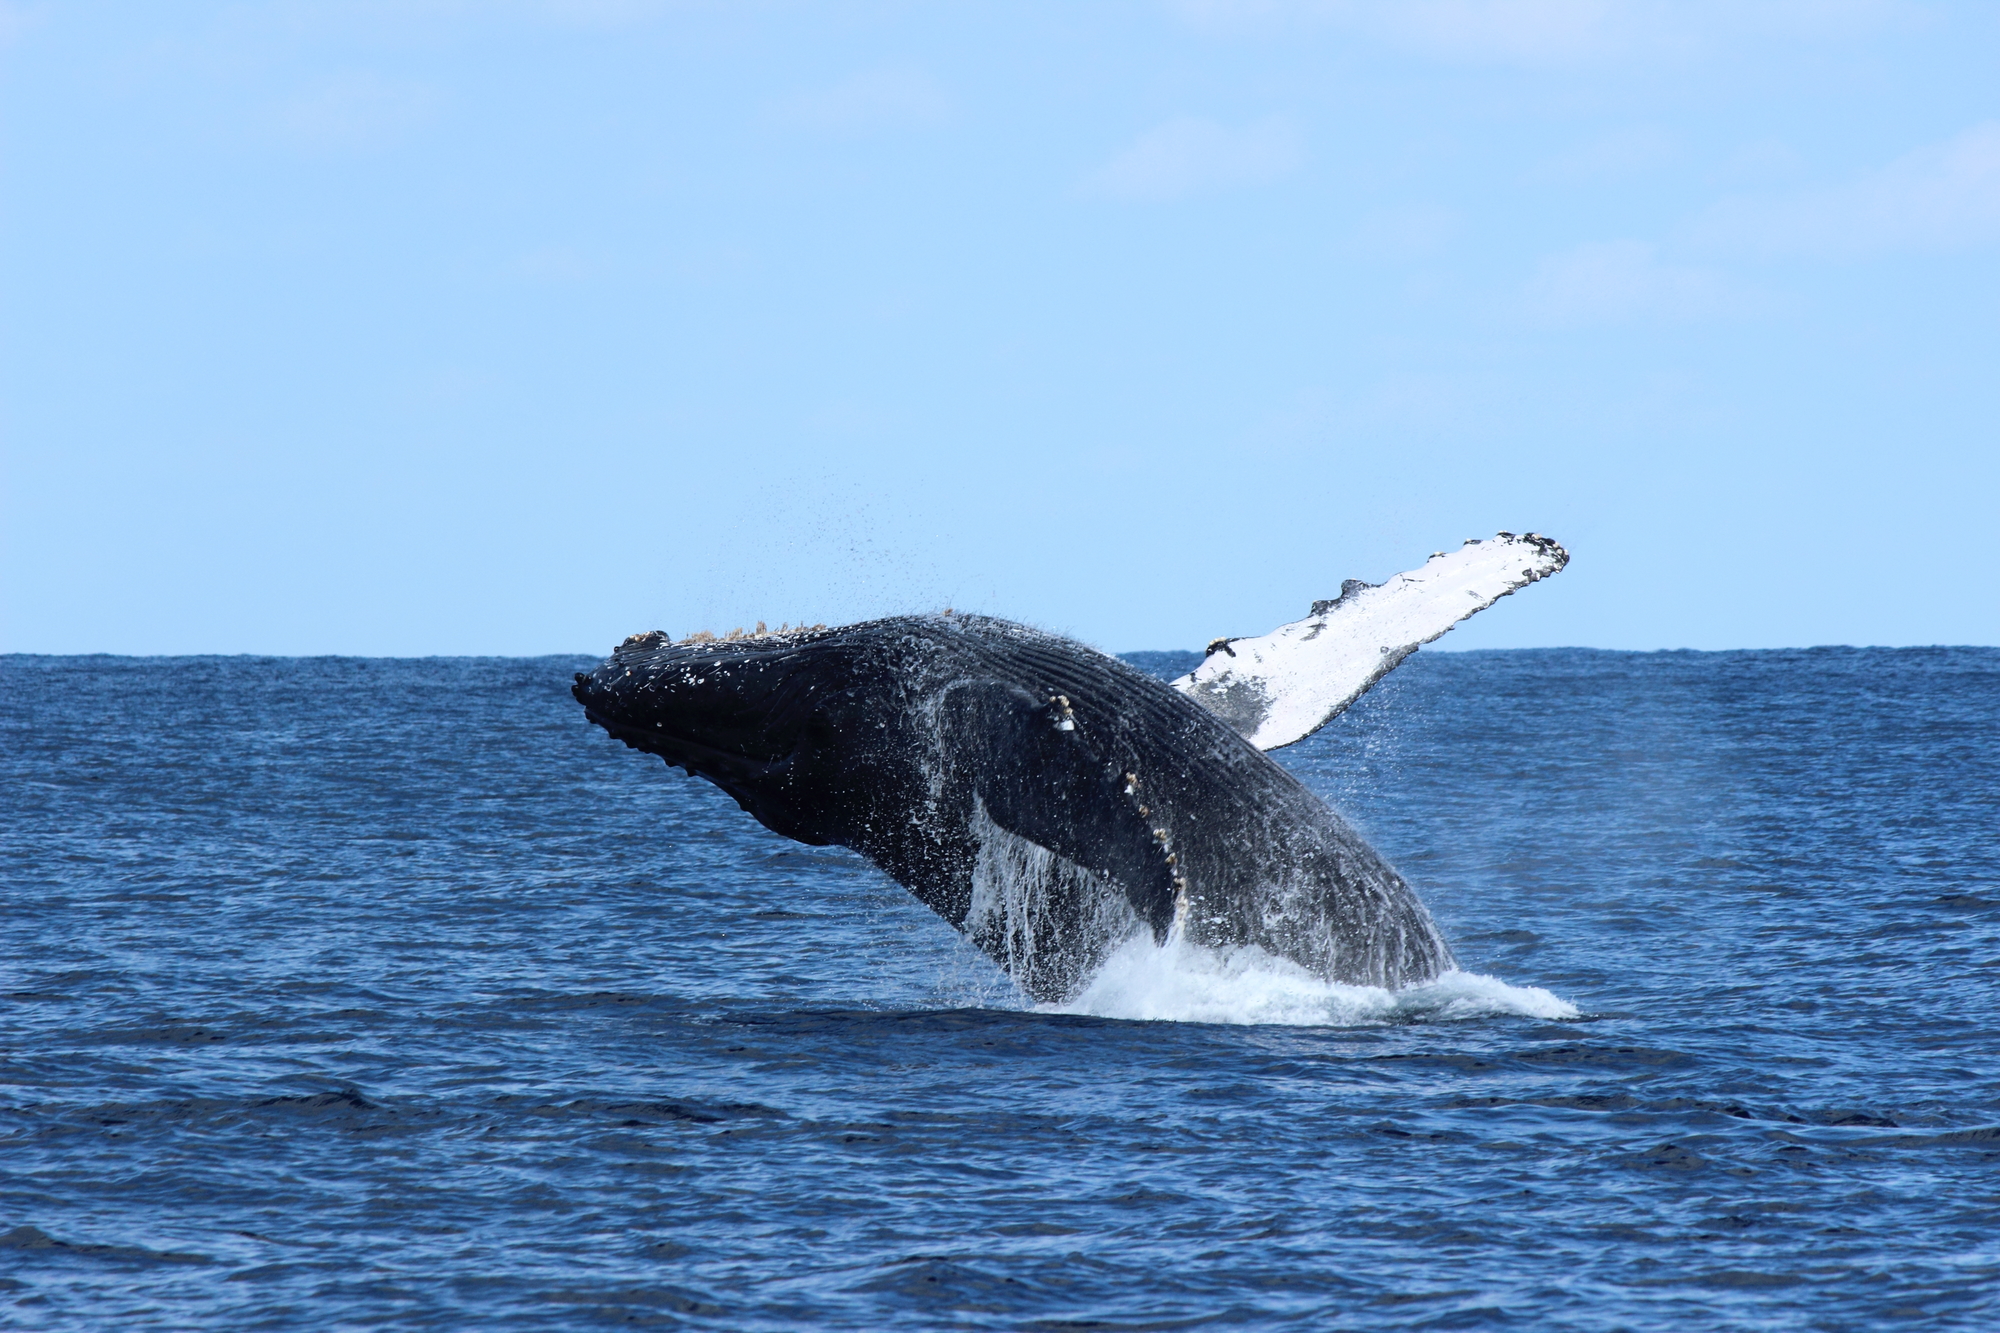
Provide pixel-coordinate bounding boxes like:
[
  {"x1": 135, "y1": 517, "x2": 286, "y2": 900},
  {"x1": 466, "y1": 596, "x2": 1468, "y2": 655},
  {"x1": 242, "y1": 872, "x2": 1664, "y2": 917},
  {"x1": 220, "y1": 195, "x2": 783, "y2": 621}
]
[{"x1": 4, "y1": 647, "x2": 1998, "y2": 1329}]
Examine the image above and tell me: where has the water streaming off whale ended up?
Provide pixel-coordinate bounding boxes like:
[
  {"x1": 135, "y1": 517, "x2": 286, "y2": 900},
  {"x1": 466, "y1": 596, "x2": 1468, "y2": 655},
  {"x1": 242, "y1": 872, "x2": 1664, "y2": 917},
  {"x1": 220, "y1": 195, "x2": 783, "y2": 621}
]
[{"x1": 963, "y1": 799, "x2": 1144, "y2": 1003}]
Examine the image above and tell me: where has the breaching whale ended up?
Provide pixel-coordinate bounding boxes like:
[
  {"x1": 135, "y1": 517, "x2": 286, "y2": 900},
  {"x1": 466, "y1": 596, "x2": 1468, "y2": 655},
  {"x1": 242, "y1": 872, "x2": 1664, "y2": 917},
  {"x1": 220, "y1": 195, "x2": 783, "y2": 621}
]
[{"x1": 573, "y1": 533, "x2": 1567, "y2": 1002}]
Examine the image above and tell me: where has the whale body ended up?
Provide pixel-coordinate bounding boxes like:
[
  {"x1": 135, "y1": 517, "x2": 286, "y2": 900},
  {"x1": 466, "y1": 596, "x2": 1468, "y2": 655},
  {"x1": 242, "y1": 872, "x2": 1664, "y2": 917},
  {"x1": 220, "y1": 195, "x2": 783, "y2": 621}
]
[
  {"x1": 572, "y1": 534, "x2": 1565, "y2": 1002},
  {"x1": 574, "y1": 615, "x2": 1457, "y2": 1001}
]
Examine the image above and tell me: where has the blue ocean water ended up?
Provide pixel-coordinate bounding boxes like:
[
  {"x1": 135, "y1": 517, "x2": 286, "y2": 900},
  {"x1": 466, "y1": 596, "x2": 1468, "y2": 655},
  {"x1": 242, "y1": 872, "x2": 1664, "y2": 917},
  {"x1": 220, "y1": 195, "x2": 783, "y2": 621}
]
[{"x1": 3, "y1": 646, "x2": 1997, "y2": 1330}]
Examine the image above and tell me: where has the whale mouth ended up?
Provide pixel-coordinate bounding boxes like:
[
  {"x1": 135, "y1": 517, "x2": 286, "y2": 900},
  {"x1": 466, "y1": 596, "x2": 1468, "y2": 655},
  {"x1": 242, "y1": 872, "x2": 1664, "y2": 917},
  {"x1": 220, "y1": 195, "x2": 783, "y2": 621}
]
[
  {"x1": 576, "y1": 703, "x2": 782, "y2": 775},
  {"x1": 571, "y1": 668, "x2": 798, "y2": 783},
  {"x1": 574, "y1": 688, "x2": 803, "y2": 793}
]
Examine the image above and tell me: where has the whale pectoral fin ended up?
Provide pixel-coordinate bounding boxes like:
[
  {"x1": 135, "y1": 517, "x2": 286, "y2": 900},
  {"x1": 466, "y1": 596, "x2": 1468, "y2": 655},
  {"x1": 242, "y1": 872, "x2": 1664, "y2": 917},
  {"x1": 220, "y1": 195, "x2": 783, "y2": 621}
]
[
  {"x1": 1173, "y1": 532, "x2": 1569, "y2": 750},
  {"x1": 944, "y1": 682, "x2": 1178, "y2": 942}
]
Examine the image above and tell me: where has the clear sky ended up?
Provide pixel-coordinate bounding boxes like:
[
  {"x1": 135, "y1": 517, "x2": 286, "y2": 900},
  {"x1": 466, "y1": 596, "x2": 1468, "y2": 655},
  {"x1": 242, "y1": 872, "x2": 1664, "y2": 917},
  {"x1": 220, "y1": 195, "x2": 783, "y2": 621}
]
[{"x1": 3, "y1": 1, "x2": 1996, "y2": 656}]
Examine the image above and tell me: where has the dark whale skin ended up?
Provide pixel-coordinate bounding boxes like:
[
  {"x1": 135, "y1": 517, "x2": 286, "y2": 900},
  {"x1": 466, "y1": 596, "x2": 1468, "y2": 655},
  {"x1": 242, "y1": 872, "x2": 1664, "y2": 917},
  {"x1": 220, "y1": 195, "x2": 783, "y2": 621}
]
[{"x1": 573, "y1": 613, "x2": 1453, "y2": 1002}]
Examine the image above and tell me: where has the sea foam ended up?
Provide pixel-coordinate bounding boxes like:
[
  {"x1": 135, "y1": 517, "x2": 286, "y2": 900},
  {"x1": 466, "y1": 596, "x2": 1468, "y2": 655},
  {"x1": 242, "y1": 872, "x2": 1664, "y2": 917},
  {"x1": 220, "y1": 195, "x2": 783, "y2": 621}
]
[{"x1": 1042, "y1": 933, "x2": 1578, "y2": 1027}]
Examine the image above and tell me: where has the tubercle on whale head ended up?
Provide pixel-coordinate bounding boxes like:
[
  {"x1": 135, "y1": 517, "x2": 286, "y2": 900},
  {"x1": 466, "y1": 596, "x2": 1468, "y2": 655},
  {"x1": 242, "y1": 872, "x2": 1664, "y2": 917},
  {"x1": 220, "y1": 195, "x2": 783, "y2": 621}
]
[{"x1": 640, "y1": 622, "x2": 831, "y2": 647}]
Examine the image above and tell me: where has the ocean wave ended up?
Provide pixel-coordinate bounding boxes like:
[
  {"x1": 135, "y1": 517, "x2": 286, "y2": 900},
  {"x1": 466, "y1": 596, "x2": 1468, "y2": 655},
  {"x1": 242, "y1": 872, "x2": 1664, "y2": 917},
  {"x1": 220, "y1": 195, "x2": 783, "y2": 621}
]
[{"x1": 1042, "y1": 934, "x2": 1578, "y2": 1026}]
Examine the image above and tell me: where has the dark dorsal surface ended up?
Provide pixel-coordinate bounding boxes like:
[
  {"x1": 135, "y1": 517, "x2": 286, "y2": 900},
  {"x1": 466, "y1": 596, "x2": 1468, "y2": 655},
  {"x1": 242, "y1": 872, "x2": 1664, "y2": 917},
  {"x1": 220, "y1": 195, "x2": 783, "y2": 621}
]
[{"x1": 573, "y1": 613, "x2": 1453, "y2": 1002}]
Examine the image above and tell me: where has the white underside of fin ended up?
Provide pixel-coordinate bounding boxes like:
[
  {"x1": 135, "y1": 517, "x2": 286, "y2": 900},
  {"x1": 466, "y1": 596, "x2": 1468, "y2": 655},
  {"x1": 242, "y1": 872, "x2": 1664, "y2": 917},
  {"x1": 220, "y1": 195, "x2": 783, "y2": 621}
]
[{"x1": 1171, "y1": 533, "x2": 1568, "y2": 751}]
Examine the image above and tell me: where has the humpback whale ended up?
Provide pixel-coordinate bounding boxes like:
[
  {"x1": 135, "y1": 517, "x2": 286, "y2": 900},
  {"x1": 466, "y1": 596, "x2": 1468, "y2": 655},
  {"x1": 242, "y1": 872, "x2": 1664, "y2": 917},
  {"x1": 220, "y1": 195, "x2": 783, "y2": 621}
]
[{"x1": 573, "y1": 534, "x2": 1567, "y2": 1002}]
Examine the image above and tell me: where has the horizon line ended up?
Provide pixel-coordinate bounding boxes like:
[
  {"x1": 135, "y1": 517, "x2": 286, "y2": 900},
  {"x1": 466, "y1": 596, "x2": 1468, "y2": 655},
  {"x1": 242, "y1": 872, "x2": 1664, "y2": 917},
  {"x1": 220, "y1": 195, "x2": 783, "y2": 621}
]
[{"x1": 4, "y1": 643, "x2": 1996, "y2": 662}]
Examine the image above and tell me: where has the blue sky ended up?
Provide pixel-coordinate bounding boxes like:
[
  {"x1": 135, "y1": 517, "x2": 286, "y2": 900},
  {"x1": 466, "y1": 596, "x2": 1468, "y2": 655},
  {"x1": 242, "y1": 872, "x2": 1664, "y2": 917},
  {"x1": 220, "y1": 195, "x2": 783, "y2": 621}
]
[{"x1": 3, "y1": 1, "x2": 1996, "y2": 655}]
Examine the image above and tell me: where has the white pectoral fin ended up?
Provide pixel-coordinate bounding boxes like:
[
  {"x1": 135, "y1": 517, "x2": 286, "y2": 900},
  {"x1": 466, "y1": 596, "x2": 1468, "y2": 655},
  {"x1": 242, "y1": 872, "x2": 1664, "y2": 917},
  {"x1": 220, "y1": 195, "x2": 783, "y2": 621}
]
[{"x1": 1172, "y1": 532, "x2": 1568, "y2": 750}]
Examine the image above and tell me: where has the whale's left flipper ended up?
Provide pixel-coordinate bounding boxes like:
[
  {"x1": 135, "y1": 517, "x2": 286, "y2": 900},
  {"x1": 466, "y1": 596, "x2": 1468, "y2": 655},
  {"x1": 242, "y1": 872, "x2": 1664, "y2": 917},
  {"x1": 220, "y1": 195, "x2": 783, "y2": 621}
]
[
  {"x1": 939, "y1": 680, "x2": 1181, "y2": 942},
  {"x1": 1173, "y1": 532, "x2": 1568, "y2": 751}
]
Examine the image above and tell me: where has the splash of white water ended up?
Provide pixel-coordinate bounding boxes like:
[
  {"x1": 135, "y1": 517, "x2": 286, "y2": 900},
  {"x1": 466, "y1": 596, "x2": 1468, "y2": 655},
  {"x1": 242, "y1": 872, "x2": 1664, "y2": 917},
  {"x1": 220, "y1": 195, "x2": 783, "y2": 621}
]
[{"x1": 1042, "y1": 932, "x2": 1578, "y2": 1026}]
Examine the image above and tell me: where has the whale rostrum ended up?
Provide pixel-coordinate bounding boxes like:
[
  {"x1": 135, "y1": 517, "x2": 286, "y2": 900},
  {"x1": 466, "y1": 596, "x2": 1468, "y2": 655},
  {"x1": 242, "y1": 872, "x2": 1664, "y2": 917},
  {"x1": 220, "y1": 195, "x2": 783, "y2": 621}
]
[{"x1": 573, "y1": 534, "x2": 1565, "y2": 1002}]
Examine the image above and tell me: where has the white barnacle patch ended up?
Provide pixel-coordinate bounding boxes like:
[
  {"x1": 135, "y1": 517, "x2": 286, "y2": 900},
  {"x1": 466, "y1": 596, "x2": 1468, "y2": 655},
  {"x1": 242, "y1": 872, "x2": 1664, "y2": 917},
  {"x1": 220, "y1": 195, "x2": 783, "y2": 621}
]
[{"x1": 1049, "y1": 693, "x2": 1076, "y2": 732}]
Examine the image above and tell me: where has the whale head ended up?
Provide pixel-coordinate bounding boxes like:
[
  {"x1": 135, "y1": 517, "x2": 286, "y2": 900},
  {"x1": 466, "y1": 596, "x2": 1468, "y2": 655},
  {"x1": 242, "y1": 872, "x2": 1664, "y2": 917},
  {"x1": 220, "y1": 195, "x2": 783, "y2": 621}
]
[{"x1": 571, "y1": 627, "x2": 866, "y2": 842}]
